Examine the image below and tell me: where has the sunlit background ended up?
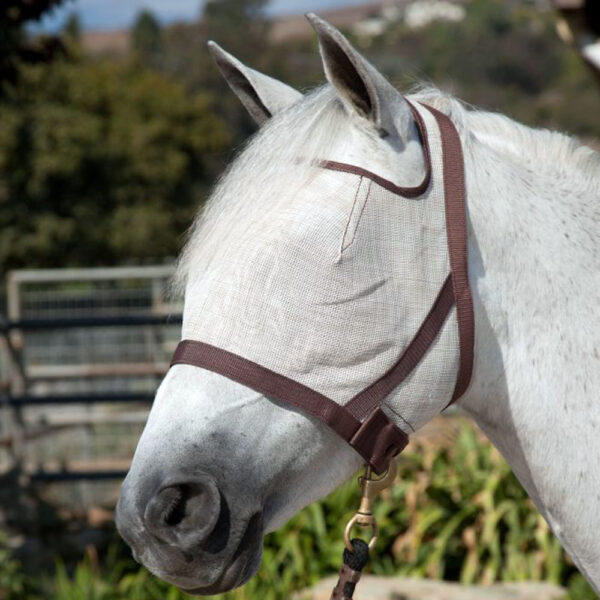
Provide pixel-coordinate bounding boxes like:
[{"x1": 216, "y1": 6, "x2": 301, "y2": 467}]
[{"x1": 0, "y1": 1, "x2": 598, "y2": 599}]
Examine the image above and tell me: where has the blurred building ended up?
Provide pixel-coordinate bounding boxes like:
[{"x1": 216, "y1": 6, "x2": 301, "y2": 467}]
[
  {"x1": 350, "y1": 1, "x2": 467, "y2": 38},
  {"x1": 403, "y1": 1, "x2": 466, "y2": 29},
  {"x1": 270, "y1": 1, "x2": 470, "y2": 42}
]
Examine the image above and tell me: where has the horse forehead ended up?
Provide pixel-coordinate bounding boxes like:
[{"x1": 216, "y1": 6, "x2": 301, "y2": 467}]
[
  {"x1": 264, "y1": 169, "x2": 363, "y2": 231},
  {"x1": 182, "y1": 170, "x2": 394, "y2": 323},
  {"x1": 217, "y1": 169, "x2": 366, "y2": 257}
]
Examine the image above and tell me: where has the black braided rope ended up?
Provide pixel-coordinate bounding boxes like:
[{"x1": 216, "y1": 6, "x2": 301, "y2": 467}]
[
  {"x1": 343, "y1": 538, "x2": 369, "y2": 570},
  {"x1": 342, "y1": 539, "x2": 369, "y2": 598}
]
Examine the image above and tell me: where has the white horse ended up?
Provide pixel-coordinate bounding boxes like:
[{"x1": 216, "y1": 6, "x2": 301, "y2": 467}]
[{"x1": 116, "y1": 14, "x2": 600, "y2": 596}]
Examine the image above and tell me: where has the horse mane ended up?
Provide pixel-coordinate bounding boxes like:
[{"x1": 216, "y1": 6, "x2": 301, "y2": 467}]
[
  {"x1": 174, "y1": 83, "x2": 600, "y2": 294},
  {"x1": 410, "y1": 86, "x2": 600, "y2": 189},
  {"x1": 173, "y1": 85, "x2": 349, "y2": 294}
]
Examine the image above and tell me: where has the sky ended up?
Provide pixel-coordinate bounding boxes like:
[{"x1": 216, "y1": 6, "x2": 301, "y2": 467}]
[{"x1": 33, "y1": 0, "x2": 379, "y2": 32}]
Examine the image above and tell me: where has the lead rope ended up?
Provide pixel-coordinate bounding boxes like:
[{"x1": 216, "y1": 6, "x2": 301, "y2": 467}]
[{"x1": 329, "y1": 461, "x2": 398, "y2": 600}]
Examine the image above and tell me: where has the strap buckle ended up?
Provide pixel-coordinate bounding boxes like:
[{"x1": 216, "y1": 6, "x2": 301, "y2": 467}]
[{"x1": 349, "y1": 408, "x2": 408, "y2": 474}]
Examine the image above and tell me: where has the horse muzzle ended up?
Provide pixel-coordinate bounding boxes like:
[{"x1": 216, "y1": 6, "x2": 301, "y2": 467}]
[{"x1": 116, "y1": 470, "x2": 264, "y2": 595}]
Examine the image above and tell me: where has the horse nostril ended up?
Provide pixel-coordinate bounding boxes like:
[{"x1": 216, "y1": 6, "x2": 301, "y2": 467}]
[
  {"x1": 161, "y1": 485, "x2": 188, "y2": 527},
  {"x1": 144, "y1": 476, "x2": 223, "y2": 550}
]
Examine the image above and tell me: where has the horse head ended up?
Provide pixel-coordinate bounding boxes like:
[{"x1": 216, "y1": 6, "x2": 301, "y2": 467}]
[{"x1": 116, "y1": 15, "x2": 467, "y2": 595}]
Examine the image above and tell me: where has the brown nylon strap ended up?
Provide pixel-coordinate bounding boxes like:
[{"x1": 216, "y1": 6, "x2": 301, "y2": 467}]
[
  {"x1": 423, "y1": 105, "x2": 475, "y2": 404},
  {"x1": 171, "y1": 340, "x2": 409, "y2": 474},
  {"x1": 322, "y1": 103, "x2": 432, "y2": 199},
  {"x1": 343, "y1": 274, "x2": 454, "y2": 420},
  {"x1": 171, "y1": 341, "x2": 356, "y2": 436}
]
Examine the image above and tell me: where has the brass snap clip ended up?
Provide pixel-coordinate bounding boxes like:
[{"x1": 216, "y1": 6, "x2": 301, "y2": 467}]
[{"x1": 344, "y1": 459, "x2": 398, "y2": 552}]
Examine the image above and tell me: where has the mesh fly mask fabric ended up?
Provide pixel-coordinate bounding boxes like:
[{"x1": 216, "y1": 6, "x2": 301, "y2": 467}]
[{"x1": 171, "y1": 102, "x2": 474, "y2": 473}]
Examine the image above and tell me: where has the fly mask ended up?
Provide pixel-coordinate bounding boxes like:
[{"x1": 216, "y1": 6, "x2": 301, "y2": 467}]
[{"x1": 170, "y1": 102, "x2": 474, "y2": 475}]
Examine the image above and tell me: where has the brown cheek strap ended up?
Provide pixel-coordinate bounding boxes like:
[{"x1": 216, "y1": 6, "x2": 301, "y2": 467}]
[
  {"x1": 169, "y1": 103, "x2": 474, "y2": 475},
  {"x1": 429, "y1": 105, "x2": 474, "y2": 404}
]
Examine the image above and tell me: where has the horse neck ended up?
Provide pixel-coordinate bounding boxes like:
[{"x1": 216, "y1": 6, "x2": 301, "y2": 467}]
[{"x1": 458, "y1": 132, "x2": 600, "y2": 584}]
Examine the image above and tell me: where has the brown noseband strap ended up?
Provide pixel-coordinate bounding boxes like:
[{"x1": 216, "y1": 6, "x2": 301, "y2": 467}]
[
  {"x1": 170, "y1": 103, "x2": 474, "y2": 473},
  {"x1": 171, "y1": 340, "x2": 409, "y2": 474}
]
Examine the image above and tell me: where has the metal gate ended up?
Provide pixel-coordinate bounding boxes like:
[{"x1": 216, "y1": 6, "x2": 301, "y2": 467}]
[{"x1": 0, "y1": 266, "x2": 182, "y2": 512}]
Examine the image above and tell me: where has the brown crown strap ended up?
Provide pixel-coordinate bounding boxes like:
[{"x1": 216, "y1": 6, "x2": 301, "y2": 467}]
[
  {"x1": 322, "y1": 102, "x2": 432, "y2": 199},
  {"x1": 171, "y1": 340, "x2": 408, "y2": 474},
  {"x1": 423, "y1": 105, "x2": 475, "y2": 405}
]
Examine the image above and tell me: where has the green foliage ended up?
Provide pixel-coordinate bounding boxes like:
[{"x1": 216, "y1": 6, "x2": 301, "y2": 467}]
[
  {"x1": 567, "y1": 574, "x2": 597, "y2": 600},
  {"x1": 157, "y1": 0, "x2": 274, "y2": 140},
  {"x1": 63, "y1": 13, "x2": 81, "y2": 42},
  {"x1": 0, "y1": 0, "x2": 66, "y2": 24},
  {"x1": 202, "y1": 0, "x2": 269, "y2": 54},
  {"x1": 0, "y1": 533, "x2": 31, "y2": 599},
  {"x1": 0, "y1": 0, "x2": 69, "y2": 85},
  {"x1": 0, "y1": 56, "x2": 230, "y2": 274},
  {"x1": 132, "y1": 10, "x2": 163, "y2": 64},
  {"x1": 45, "y1": 547, "x2": 193, "y2": 600},
  {"x1": 2, "y1": 420, "x2": 596, "y2": 600}
]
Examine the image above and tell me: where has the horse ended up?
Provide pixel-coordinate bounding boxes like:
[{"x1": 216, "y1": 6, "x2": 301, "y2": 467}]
[{"x1": 115, "y1": 14, "x2": 600, "y2": 596}]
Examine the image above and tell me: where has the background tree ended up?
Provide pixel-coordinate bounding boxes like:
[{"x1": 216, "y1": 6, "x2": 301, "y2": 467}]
[
  {"x1": 0, "y1": 0, "x2": 69, "y2": 87},
  {"x1": 0, "y1": 58, "x2": 230, "y2": 273},
  {"x1": 63, "y1": 12, "x2": 81, "y2": 43},
  {"x1": 202, "y1": 0, "x2": 269, "y2": 56},
  {"x1": 131, "y1": 9, "x2": 162, "y2": 65},
  {"x1": 136, "y1": 0, "x2": 276, "y2": 149}
]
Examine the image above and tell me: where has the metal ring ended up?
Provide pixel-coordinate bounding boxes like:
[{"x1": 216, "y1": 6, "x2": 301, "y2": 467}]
[{"x1": 344, "y1": 514, "x2": 379, "y2": 552}]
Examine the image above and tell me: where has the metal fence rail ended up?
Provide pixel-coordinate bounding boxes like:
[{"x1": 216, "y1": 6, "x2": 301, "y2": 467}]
[
  {"x1": 1, "y1": 391, "x2": 155, "y2": 407},
  {"x1": 2, "y1": 314, "x2": 182, "y2": 331},
  {"x1": 1, "y1": 265, "x2": 183, "y2": 509}
]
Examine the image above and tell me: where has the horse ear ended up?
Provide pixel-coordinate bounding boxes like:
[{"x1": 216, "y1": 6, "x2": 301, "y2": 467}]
[
  {"x1": 207, "y1": 41, "x2": 303, "y2": 125},
  {"x1": 306, "y1": 13, "x2": 412, "y2": 139}
]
